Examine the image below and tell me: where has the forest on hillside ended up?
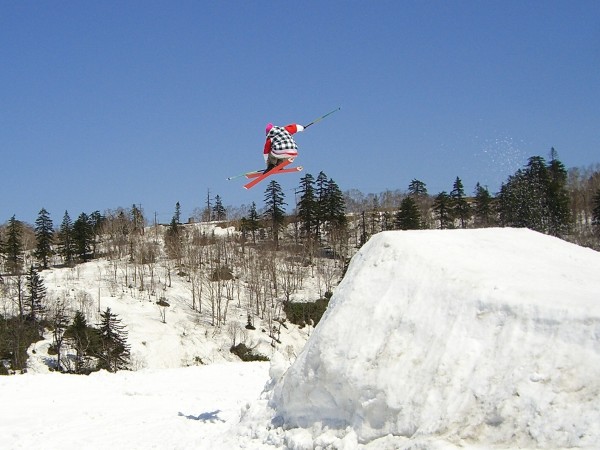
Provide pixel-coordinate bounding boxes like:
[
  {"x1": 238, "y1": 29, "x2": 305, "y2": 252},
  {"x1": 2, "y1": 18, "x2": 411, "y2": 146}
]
[{"x1": 1, "y1": 153, "x2": 600, "y2": 374}]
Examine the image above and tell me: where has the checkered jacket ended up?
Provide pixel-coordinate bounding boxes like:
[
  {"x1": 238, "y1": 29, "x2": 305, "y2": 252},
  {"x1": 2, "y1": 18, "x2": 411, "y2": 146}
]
[{"x1": 263, "y1": 124, "x2": 304, "y2": 160}]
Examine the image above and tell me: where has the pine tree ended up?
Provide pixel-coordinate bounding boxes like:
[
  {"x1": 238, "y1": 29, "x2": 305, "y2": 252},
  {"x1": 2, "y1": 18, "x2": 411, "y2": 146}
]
[
  {"x1": 297, "y1": 173, "x2": 317, "y2": 237},
  {"x1": 547, "y1": 149, "x2": 571, "y2": 237},
  {"x1": 314, "y1": 172, "x2": 329, "y2": 240},
  {"x1": 523, "y1": 156, "x2": 551, "y2": 232},
  {"x1": 73, "y1": 212, "x2": 93, "y2": 261},
  {"x1": 407, "y1": 179, "x2": 429, "y2": 228},
  {"x1": 395, "y1": 197, "x2": 421, "y2": 230},
  {"x1": 168, "y1": 201, "x2": 183, "y2": 235},
  {"x1": 433, "y1": 192, "x2": 452, "y2": 229},
  {"x1": 65, "y1": 311, "x2": 95, "y2": 374},
  {"x1": 263, "y1": 180, "x2": 286, "y2": 248},
  {"x1": 213, "y1": 195, "x2": 226, "y2": 221},
  {"x1": 130, "y1": 204, "x2": 144, "y2": 235},
  {"x1": 89, "y1": 211, "x2": 104, "y2": 258},
  {"x1": 26, "y1": 266, "x2": 46, "y2": 322},
  {"x1": 57, "y1": 211, "x2": 76, "y2": 265},
  {"x1": 497, "y1": 154, "x2": 571, "y2": 236},
  {"x1": 174, "y1": 201, "x2": 182, "y2": 224},
  {"x1": 497, "y1": 170, "x2": 527, "y2": 228},
  {"x1": 473, "y1": 183, "x2": 494, "y2": 227},
  {"x1": 408, "y1": 179, "x2": 428, "y2": 197},
  {"x1": 165, "y1": 203, "x2": 183, "y2": 262},
  {"x1": 34, "y1": 208, "x2": 54, "y2": 269},
  {"x1": 322, "y1": 177, "x2": 347, "y2": 231},
  {"x1": 450, "y1": 177, "x2": 470, "y2": 228},
  {"x1": 4, "y1": 215, "x2": 24, "y2": 275},
  {"x1": 245, "y1": 202, "x2": 260, "y2": 244},
  {"x1": 96, "y1": 307, "x2": 130, "y2": 372}
]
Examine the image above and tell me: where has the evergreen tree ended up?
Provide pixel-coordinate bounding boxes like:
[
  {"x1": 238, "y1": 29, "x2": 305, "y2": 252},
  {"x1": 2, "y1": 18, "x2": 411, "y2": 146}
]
[
  {"x1": 497, "y1": 170, "x2": 528, "y2": 228},
  {"x1": 263, "y1": 180, "x2": 286, "y2": 247},
  {"x1": 130, "y1": 204, "x2": 144, "y2": 234},
  {"x1": 407, "y1": 179, "x2": 430, "y2": 229},
  {"x1": 34, "y1": 208, "x2": 54, "y2": 269},
  {"x1": 297, "y1": 173, "x2": 317, "y2": 237},
  {"x1": 212, "y1": 195, "x2": 226, "y2": 221},
  {"x1": 165, "y1": 203, "x2": 183, "y2": 261},
  {"x1": 322, "y1": 178, "x2": 347, "y2": 230},
  {"x1": 73, "y1": 212, "x2": 93, "y2": 261},
  {"x1": 433, "y1": 192, "x2": 452, "y2": 229},
  {"x1": 65, "y1": 311, "x2": 95, "y2": 374},
  {"x1": 498, "y1": 154, "x2": 571, "y2": 236},
  {"x1": 408, "y1": 179, "x2": 428, "y2": 197},
  {"x1": 166, "y1": 202, "x2": 182, "y2": 240},
  {"x1": 246, "y1": 202, "x2": 260, "y2": 244},
  {"x1": 546, "y1": 149, "x2": 571, "y2": 237},
  {"x1": 174, "y1": 201, "x2": 182, "y2": 224},
  {"x1": 450, "y1": 177, "x2": 470, "y2": 228},
  {"x1": 26, "y1": 266, "x2": 46, "y2": 322},
  {"x1": 96, "y1": 307, "x2": 130, "y2": 372},
  {"x1": 314, "y1": 172, "x2": 330, "y2": 240},
  {"x1": 89, "y1": 211, "x2": 104, "y2": 258},
  {"x1": 57, "y1": 211, "x2": 76, "y2": 265},
  {"x1": 473, "y1": 183, "x2": 495, "y2": 227},
  {"x1": 525, "y1": 156, "x2": 552, "y2": 231},
  {"x1": 4, "y1": 215, "x2": 24, "y2": 274},
  {"x1": 395, "y1": 196, "x2": 421, "y2": 230}
]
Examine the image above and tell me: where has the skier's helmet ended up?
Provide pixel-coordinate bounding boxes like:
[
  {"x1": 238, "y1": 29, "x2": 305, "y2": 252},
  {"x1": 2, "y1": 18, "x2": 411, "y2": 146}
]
[{"x1": 265, "y1": 123, "x2": 274, "y2": 135}]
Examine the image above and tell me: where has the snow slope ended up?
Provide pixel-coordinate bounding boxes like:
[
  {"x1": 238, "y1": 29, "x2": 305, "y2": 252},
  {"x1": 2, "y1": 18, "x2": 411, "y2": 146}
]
[
  {"x1": 263, "y1": 228, "x2": 600, "y2": 448},
  {"x1": 0, "y1": 362, "x2": 269, "y2": 449},
  {"x1": 25, "y1": 223, "x2": 313, "y2": 372},
  {"x1": 2, "y1": 228, "x2": 600, "y2": 449}
]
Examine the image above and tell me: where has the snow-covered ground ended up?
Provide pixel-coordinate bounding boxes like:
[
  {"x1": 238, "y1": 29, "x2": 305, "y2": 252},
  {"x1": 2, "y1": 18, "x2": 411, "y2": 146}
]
[
  {"x1": 1, "y1": 228, "x2": 600, "y2": 449},
  {"x1": 24, "y1": 223, "x2": 314, "y2": 371}
]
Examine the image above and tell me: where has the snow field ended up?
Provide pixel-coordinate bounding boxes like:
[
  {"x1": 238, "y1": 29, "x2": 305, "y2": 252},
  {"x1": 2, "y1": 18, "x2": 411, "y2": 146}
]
[{"x1": 2, "y1": 227, "x2": 600, "y2": 449}]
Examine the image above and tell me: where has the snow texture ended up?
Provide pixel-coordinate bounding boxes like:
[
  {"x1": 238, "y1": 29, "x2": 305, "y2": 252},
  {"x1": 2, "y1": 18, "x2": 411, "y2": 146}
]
[
  {"x1": 267, "y1": 228, "x2": 600, "y2": 448},
  {"x1": 2, "y1": 228, "x2": 599, "y2": 449}
]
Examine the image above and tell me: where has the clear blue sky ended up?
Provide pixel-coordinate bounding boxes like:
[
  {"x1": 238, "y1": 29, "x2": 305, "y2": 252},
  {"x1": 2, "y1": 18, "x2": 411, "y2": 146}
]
[{"x1": 2, "y1": 1, "x2": 599, "y2": 224}]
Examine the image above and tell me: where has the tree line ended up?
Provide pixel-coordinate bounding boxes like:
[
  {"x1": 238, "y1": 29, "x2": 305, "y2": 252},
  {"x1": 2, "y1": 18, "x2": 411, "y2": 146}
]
[
  {"x1": 1, "y1": 154, "x2": 600, "y2": 373},
  {"x1": 0, "y1": 171, "x2": 348, "y2": 373},
  {"x1": 343, "y1": 151, "x2": 600, "y2": 249}
]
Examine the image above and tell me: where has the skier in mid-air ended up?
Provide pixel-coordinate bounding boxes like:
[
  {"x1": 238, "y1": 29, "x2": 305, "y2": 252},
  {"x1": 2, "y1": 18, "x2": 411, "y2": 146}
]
[
  {"x1": 263, "y1": 122, "x2": 304, "y2": 173},
  {"x1": 227, "y1": 108, "x2": 339, "y2": 189}
]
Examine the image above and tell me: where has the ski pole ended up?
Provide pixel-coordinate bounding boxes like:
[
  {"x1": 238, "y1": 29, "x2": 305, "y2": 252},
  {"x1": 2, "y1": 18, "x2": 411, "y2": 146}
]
[
  {"x1": 304, "y1": 107, "x2": 341, "y2": 129},
  {"x1": 226, "y1": 170, "x2": 263, "y2": 181}
]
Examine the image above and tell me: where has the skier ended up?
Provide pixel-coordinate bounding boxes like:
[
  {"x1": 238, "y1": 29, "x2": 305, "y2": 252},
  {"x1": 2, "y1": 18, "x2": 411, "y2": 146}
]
[{"x1": 263, "y1": 122, "x2": 304, "y2": 173}]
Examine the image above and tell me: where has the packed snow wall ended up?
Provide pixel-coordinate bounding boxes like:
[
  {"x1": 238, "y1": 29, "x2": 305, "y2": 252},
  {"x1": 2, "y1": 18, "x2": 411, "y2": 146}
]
[{"x1": 270, "y1": 228, "x2": 600, "y2": 448}]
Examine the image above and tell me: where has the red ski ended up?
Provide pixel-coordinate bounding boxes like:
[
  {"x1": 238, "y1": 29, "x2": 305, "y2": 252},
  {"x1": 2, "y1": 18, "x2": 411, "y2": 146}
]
[
  {"x1": 245, "y1": 166, "x2": 303, "y2": 179},
  {"x1": 243, "y1": 159, "x2": 302, "y2": 190}
]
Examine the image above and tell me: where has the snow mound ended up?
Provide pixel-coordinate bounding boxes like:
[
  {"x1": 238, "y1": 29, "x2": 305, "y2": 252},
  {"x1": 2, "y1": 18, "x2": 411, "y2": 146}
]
[{"x1": 269, "y1": 228, "x2": 600, "y2": 448}]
